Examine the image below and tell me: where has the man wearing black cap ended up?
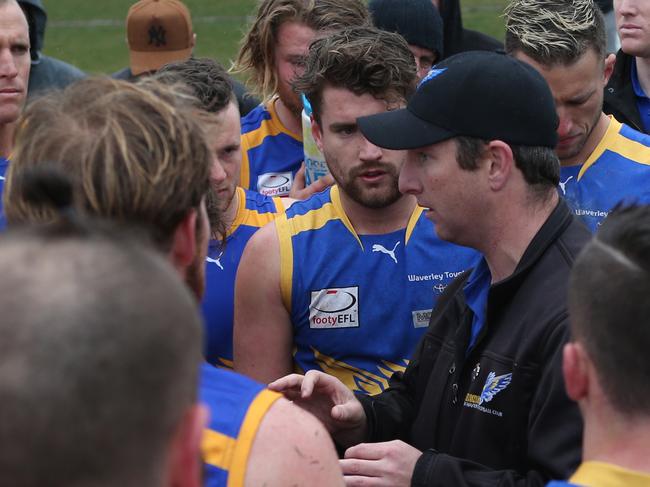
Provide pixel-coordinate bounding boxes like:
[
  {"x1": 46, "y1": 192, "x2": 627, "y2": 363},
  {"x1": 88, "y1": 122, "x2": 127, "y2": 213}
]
[
  {"x1": 369, "y1": 0, "x2": 444, "y2": 80},
  {"x1": 269, "y1": 51, "x2": 587, "y2": 486}
]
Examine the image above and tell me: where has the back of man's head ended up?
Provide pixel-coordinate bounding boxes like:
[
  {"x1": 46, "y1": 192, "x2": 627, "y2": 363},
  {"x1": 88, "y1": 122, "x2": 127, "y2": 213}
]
[
  {"x1": 504, "y1": 0, "x2": 607, "y2": 66},
  {"x1": 155, "y1": 57, "x2": 235, "y2": 114},
  {"x1": 569, "y1": 205, "x2": 650, "y2": 416},
  {"x1": 4, "y1": 76, "x2": 210, "y2": 252},
  {"x1": 0, "y1": 172, "x2": 203, "y2": 486},
  {"x1": 234, "y1": 0, "x2": 370, "y2": 100},
  {"x1": 294, "y1": 26, "x2": 417, "y2": 124}
]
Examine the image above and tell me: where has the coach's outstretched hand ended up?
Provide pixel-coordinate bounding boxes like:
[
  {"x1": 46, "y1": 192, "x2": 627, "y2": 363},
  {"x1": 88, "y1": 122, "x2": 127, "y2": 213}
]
[{"x1": 269, "y1": 370, "x2": 367, "y2": 449}]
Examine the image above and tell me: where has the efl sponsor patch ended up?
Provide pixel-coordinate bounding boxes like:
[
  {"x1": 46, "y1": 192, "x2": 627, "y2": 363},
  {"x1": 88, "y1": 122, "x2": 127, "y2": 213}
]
[
  {"x1": 257, "y1": 171, "x2": 292, "y2": 196},
  {"x1": 412, "y1": 309, "x2": 432, "y2": 328},
  {"x1": 309, "y1": 286, "x2": 359, "y2": 329}
]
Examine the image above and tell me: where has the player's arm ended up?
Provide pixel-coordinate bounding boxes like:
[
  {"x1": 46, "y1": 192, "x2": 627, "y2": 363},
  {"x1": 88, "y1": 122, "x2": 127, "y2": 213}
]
[
  {"x1": 244, "y1": 397, "x2": 344, "y2": 487},
  {"x1": 233, "y1": 222, "x2": 293, "y2": 383}
]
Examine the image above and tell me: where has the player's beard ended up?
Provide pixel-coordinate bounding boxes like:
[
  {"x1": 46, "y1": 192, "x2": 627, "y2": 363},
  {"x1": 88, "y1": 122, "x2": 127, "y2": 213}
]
[{"x1": 329, "y1": 159, "x2": 402, "y2": 209}]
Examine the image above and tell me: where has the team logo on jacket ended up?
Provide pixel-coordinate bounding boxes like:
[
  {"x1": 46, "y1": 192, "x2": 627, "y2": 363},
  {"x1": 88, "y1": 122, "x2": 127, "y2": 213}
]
[
  {"x1": 309, "y1": 286, "x2": 359, "y2": 329},
  {"x1": 463, "y1": 371, "x2": 512, "y2": 417},
  {"x1": 257, "y1": 172, "x2": 292, "y2": 196}
]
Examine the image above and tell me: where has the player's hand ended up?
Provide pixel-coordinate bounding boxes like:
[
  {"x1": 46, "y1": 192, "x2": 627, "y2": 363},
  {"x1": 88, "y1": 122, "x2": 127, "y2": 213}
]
[
  {"x1": 269, "y1": 370, "x2": 367, "y2": 447},
  {"x1": 340, "y1": 440, "x2": 422, "y2": 487},
  {"x1": 289, "y1": 163, "x2": 335, "y2": 200}
]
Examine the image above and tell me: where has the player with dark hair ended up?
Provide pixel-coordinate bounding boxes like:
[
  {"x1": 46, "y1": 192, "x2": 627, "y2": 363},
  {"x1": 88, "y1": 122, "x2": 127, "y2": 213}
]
[
  {"x1": 155, "y1": 57, "x2": 289, "y2": 368},
  {"x1": 234, "y1": 27, "x2": 478, "y2": 394},
  {"x1": 270, "y1": 50, "x2": 587, "y2": 486},
  {"x1": 549, "y1": 205, "x2": 650, "y2": 485}
]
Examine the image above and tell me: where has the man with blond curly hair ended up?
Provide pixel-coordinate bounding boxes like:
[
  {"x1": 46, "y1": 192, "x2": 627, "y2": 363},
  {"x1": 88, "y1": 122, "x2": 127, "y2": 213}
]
[{"x1": 234, "y1": 0, "x2": 369, "y2": 197}]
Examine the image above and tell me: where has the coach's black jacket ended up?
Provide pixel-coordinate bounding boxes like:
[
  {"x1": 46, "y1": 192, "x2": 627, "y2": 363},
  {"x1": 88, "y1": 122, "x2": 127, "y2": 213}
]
[
  {"x1": 358, "y1": 199, "x2": 588, "y2": 486},
  {"x1": 604, "y1": 50, "x2": 646, "y2": 133}
]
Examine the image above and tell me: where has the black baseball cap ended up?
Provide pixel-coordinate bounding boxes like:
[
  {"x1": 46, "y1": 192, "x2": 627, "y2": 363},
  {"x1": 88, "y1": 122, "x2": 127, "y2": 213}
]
[{"x1": 358, "y1": 51, "x2": 558, "y2": 150}]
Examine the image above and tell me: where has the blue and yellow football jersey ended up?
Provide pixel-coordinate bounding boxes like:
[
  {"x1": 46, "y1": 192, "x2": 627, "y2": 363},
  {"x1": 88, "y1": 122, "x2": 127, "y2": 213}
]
[
  {"x1": 0, "y1": 157, "x2": 9, "y2": 231},
  {"x1": 240, "y1": 98, "x2": 303, "y2": 197},
  {"x1": 200, "y1": 363, "x2": 281, "y2": 487},
  {"x1": 201, "y1": 187, "x2": 284, "y2": 367},
  {"x1": 559, "y1": 117, "x2": 650, "y2": 231},
  {"x1": 547, "y1": 461, "x2": 650, "y2": 487},
  {"x1": 275, "y1": 186, "x2": 480, "y2": 395}
]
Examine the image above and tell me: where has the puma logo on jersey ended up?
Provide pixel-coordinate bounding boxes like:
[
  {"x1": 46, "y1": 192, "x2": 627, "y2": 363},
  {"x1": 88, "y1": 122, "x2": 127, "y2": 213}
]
[
  {"x1": 559, "y1": 176, "x2": 573, "y2": 195},
  {"x1": 372, "y1": 241, "x2": 400, "y2": 264},
  {"x1": 206, "y1": 252, "x2": 224, "y2": 270}
]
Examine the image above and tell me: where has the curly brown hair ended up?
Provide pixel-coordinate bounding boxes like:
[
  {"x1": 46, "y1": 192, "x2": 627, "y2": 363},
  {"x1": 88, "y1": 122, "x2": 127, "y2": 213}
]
[
  {"x1": 233, "y1": 0, "x2": 370, "y2": 101},
  {"x1": 293, "y1": 26, "x2": 417, "y2": 123}
]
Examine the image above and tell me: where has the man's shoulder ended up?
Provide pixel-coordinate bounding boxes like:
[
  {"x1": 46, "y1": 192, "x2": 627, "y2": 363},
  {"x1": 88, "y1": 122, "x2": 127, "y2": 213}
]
[
  {"x1": 241, "y1": 102, "x2": 271, "y2": 133},
  {"x1": 199, "y1": 364, "x2": 280, "y2": 432},
  {"x1": 284, "y1": 187, "x2": 333, "y2": 218},
  {"x1": 596, "y1": 118, "x2": 650, "y2": 166},
  {"x1": 242, "y1": 188, "x2": 283, "y2": 215}
]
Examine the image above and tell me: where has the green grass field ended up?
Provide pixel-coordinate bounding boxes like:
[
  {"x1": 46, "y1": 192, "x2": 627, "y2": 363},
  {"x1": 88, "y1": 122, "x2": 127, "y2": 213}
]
[{"x1": 43, "y1": 0, "x2": 510, "y2": 76}]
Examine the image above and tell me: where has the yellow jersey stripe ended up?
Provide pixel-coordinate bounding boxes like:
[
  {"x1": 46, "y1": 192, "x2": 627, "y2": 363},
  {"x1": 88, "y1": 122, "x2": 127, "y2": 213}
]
[
  {"x1": 202, "y1": 429, "x2": 237, "y2": 472},
  {"x1": 240, "y1": 151, "x2": 251, "y2": 190},
  {"x1": 276, "y1": 214, "x2": 294, "y2": 313},
  {"x1": 570, "y1": 461, "x2": 650, "y2": 487},
  {"x1": 405, "y1": 207, "x2": 425, "y2": 244},
  {"x1": 272, "y1": 196, "x2": 286, "y2": 214},
  {"x1": 227, "y1": 187, "x2": 285, "y2": 237},
  {"x1": 579, "y1": 118, "x2": 650, "y2": 180},
  {"x1": 330, "y1": 186, "x2": 363, "y2": 249},
  {"x1": 228, "y1": 389, "x2": 281, "y2": 487}
]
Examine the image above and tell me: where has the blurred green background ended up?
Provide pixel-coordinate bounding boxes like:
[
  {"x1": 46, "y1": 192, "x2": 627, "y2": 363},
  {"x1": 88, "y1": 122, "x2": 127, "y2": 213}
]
[{"x1": 43, "y1": 0, "x2": 510, "y2": 77}]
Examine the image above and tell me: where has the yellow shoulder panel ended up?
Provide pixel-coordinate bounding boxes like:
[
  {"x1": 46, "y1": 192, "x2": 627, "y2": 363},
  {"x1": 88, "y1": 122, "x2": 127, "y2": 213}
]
[
  {"x1": 228, "y1": 389, "x2": 282, "y2": 487},
  {"x1": 580, "y1": 117, "x2": 650, "y2": 180},
  {"x1": 275, "y1": 214, "x2": 294, "y2": 313}
]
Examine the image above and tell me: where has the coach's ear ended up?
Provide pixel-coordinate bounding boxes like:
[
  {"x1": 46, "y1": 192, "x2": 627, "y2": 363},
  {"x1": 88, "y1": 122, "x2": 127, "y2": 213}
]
[
  {"x1": 169, "y1": 209, "x2": 198, "y2": 273},
  {"x1": 563, "y1": 342, "x2": 589, "y2": 402},
  {"x1": 485, "y1": 140, "x2": 514, "y2": 192},
  {"x1": 168, "y1": 403, "x2": 209, "y2": 487}
]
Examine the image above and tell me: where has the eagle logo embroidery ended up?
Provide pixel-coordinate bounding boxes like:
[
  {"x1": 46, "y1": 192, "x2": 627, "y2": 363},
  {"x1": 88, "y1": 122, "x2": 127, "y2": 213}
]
[{"x1": 479, "y1": 371, "x2": 512, "y2": 405}]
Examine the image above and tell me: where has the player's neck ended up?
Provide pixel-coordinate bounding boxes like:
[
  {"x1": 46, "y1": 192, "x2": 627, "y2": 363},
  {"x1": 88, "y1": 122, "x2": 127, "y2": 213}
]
[
  {"x1": 582, "y1": 406, "x2": 650, "y2": 474},
  {"x1": 274, "y1": 97, "x2": 302, "y2": 136},
  {"x1": 0, "y1": 123, "x2": 15, "y2": 159},
  {"x1": 560, "y1": 113, "x2": 610, "y2": 167},
  {"x1": 636, "y1": 56, "x2": 650, "y2": 99},
  {"x1": 338, "y1": 190, "x2": 417, "y2": 235},
  {"x1": 481, "y1": 190, "x2": 559, "y2": 283}
]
